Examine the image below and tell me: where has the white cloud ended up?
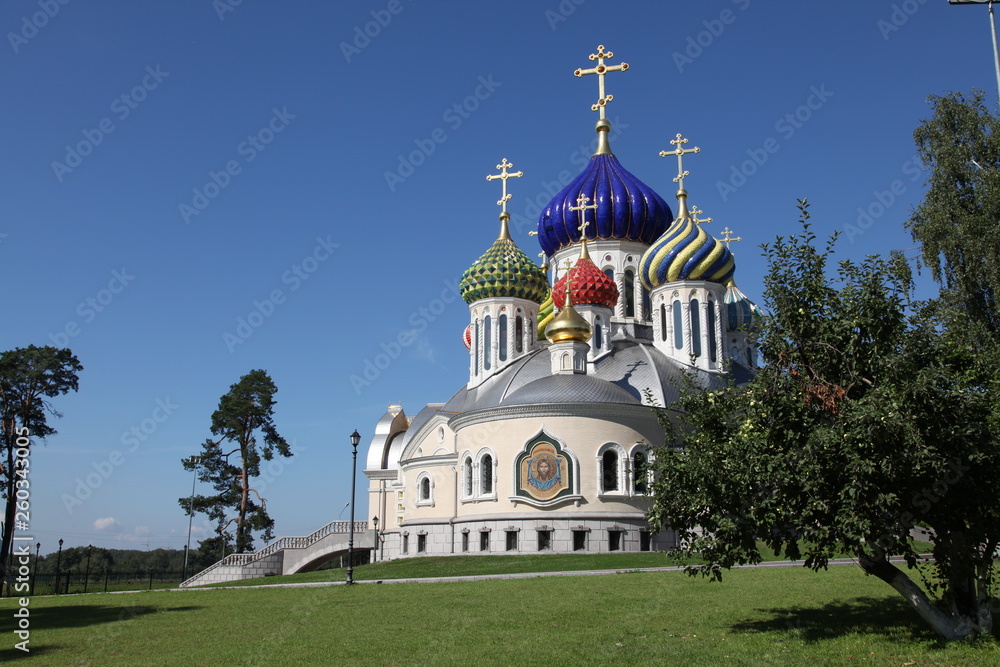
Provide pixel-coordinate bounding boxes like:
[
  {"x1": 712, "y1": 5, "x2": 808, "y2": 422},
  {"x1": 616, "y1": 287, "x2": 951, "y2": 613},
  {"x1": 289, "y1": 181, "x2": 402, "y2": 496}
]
[{"x1": 93, "y1": 517, "x2": 120, "y2": 531}]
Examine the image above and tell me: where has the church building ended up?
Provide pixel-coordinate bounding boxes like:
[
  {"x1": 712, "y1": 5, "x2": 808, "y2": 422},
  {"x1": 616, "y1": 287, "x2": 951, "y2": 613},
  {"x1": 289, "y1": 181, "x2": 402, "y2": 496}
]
[{"x1": 364, "y1": 46, "x2": 760, "y2": 560}]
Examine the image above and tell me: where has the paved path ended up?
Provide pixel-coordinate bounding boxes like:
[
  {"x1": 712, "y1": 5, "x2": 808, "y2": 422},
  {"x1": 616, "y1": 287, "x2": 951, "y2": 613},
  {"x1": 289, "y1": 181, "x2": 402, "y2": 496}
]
[{"x1": 156, "y1": 555, "x2": 921, "y2": 593}]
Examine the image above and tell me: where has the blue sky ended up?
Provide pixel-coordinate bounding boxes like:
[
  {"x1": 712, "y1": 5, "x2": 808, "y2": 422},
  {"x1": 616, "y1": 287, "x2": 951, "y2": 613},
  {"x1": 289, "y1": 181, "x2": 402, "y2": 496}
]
[{"x1": 1, "y1": 0, "x2": 989, "y2": 554}]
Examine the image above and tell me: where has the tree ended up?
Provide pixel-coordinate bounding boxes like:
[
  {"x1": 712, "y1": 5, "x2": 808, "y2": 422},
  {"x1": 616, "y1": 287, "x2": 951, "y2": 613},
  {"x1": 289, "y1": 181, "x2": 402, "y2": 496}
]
[
  {"x1": 180, "y1": 370, "x2": 290, "y2": 554},
  {"x1": 907, "y1": 90, "x2": 1000, "y2": 336},
  {"x1": 0, "y1": 345, "x2": 82, "y2": 580},
  {"x1": 647, "y1": 203, "x2": 1000, "y2": 641}
]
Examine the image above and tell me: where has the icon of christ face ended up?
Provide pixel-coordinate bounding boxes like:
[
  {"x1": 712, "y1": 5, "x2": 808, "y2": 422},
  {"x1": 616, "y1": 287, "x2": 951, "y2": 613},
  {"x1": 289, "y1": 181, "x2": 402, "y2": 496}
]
[{"x1": 536, "y1": 458, "x2": 553, "y2": 482}]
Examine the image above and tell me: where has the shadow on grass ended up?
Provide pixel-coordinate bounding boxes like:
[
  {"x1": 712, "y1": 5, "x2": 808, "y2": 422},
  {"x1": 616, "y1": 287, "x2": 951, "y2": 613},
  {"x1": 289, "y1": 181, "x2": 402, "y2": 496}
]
[
  {"x1": 0, "y1": 644, "x2": 64, "y2": 661},
  {"x1": 1, "y1": 604, "x2": 203, "y2": 632},
  {"x1": 731, "y1": 596, "x2": 940, "y2": 644}
]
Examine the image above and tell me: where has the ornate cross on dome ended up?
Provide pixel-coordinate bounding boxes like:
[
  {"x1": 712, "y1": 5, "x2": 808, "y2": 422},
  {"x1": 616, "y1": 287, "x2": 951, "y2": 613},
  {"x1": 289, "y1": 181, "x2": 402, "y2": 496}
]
[
  {"x1": 659, "y1": 133, "x2": 700, "y2": 191},
  {"x1": 569, "y1": 193, "x2": 598, "y2": 238},
  {"x1": 717, "y1": 227, "x2": 743, "y2": 249},
  {"x1": 486, "y1": 158, "x2": 523, "y2": 218},
  {"x1": 574, "y1": 45, "x2": 629, "y2": 120},
  {"x1": 690, "y1": 205, "x2": 713, "y2": 225}
]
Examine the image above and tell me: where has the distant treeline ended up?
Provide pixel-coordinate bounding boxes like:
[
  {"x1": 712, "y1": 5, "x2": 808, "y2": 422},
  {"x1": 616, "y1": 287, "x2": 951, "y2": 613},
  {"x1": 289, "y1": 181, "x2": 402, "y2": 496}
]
[{"x1": 30, "y1": 545, "x2": 219, "y2": 576}]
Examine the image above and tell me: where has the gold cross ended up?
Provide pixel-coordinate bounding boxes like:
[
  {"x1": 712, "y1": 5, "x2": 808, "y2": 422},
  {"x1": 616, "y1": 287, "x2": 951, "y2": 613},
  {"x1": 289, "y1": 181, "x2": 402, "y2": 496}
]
[
  {"x1": 574, "y1": 45, "x2": 629, "y2": 120},
  {"x1": 486, "y1": 158, "x2": 523, "y2": 217},
  {"x1": 659, "y1": 133, "x2": 700, "y2": 191},
  {"x1": 717, "y1": 227, "x2": 742, "y2": 249},
  {"x1": 569, "y1": 193, "x2": 598, "y2": 239},
  {"x1": 690, "y1": 205, "x2": 713, "y2": 225}
]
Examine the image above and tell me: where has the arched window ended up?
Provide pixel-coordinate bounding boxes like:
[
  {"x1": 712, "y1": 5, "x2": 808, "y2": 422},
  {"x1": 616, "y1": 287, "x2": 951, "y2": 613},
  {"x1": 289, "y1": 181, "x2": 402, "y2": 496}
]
[
  {"x1": 420, "y1": 477, "x2": 430, "y2": 500},
  {"x1": 594, "y1": 323, "x2": 603, "y2": 350},
  {"x1": 416, "y1": 472, "x2": 434, "y2": 507},
  {"x1": 602, "y1": 450, "x2": 619, "y2": 492},
  {"x1": 641, "y1": 286, "x2": 650, "y2": 320},
  {"x1": 691, "y1": 299, "x2": 702, "y2": 358},
  {"x1": 707, "y1": 303, "x2": 717, "y2": 363},
  {"x1": 633, "y1": 450, "x2": 648, "y2": 494},
  {"x1": 483, "y1": 315, "x2": 492, "y2": 370},
  {"x1": 464, "y1": 457, "x2": 473, "y2": 496},
  {"x1": 481, "y1": 454, "x2": 494, "y2": 494},
  {"x1": 672, "y1": 300, "x2": 683, "y2": 350},
  {"x1": 515, "y1": 316, "x2": 523, "y2": 353},
  {"x1": 561, "y1": 352, "x2": 571, "y2": 370},
  {"x1": 660, "y1": 303, "x2": 667, "y2": 342},
  {"x1": 498, "y1": 314, "x2": 508, "y2": 362},
  {"x1": 624, "y1": 270, "x2": 636, "y2": 317}
]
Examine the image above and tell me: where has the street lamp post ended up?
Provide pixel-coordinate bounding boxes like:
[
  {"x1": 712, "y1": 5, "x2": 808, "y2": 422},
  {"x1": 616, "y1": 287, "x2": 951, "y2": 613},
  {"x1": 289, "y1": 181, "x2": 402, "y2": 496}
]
[
  {"x1": 55, "y1": 539, "x2": 63, "y2": 596},
  {"x1": 949, "y1": 0, "x2": 1000, "y2": 105},
  {"x1": 83, "y1": 545, "x2": 93, "y2": 594},
  {"x1": 182, "y1": 456, "x2": 201, "y2": 582},
  {"x1": 371, "y1": 516, "x2": 379, "y2": 564},
  {"x1": 346, "y1": 429, "x2": 361, "y2": 585}
]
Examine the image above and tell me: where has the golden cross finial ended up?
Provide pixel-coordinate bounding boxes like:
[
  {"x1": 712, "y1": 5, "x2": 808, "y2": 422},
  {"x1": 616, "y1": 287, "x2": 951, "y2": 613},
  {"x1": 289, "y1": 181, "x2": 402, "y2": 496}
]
[
  {"x1": 659, "y1": 133, "x2": 700, "y2": 191},
  {"x1": 569, "y1": 193, "x2": 598, "y2": 239},
  {"x1": 717, "y1": 227, "x2": 743, "y2": 249},
  {"x1": 574, "y1": 45, "x2": 629, "y2": 121},
  {"x1": 486, "y1": 158, "x2": 523, "y2": 218},
  {"x1": 690, "y1": 205, "x2": 713, "y2": 225}
]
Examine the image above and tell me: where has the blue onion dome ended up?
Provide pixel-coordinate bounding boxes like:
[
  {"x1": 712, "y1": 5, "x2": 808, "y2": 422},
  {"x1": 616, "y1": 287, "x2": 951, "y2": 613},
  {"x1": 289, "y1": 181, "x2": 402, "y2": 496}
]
[
  {"x1": 536, "y1": 154, "x2": 673, "y2": 256},
  {"x1": 638, "y1": 196, "x2": 736, "y2": 289},
  {"x1": 725, "y1": 281, "x2": 763, "y2": 331},
  {"x1": 460, "y1": 218, "x2": 550, "y2": 305}
]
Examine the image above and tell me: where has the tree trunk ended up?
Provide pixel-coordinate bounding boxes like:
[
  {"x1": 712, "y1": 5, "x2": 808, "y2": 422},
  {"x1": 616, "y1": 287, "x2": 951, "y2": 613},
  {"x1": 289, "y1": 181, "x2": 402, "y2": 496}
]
[
  {"x1": 0, "y1": 426, "x2": 15, "y2": 580},
  {"x1": 238, "y1": 442, "x2": 249, "y2": 553},
  {"x1": 857, "y1": 548, "x2": 980, "y2": 640}
]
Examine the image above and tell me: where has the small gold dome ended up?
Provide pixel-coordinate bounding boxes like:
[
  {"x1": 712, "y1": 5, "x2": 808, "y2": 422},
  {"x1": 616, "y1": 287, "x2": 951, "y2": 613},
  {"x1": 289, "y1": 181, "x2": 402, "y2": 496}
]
[{"x1": 544, "y1": 277, "x2": 592, "y2": 344}]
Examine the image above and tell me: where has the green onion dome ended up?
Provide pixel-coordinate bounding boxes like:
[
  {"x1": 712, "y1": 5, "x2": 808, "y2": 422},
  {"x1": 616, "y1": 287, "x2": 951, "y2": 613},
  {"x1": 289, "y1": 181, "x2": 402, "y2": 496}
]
[{"x1": 460, "y1": 219, "x2": 550, "y2": 305}]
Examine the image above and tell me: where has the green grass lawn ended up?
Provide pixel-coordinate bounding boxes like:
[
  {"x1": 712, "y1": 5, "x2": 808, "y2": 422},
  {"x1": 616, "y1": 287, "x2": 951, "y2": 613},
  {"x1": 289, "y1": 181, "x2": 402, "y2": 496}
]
[{"x1": 1, "y1": 565, "x2": 995, "y2": 665}]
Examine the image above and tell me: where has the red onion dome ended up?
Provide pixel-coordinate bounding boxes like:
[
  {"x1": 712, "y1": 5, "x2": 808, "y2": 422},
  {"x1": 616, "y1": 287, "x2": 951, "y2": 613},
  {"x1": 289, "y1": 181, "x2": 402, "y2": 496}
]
[
  {"x1": 552, "y1": 256, "x2": 619, "y2": 310},
  {"x1": 462, "y1": 324, "x2": 472, "y2": 350}
]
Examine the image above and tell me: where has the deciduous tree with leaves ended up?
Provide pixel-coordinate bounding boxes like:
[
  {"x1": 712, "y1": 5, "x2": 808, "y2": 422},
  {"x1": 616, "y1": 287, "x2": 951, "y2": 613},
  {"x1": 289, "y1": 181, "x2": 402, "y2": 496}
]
[
  {"x1": 0, "y1": 345, "x2": 82, "y2": 580},
  {"x1": 180, "y1": 369, "x2": 290, "y2": 554},
  {"x1": 647, "y1": 203, "x2": 1000, "y2": 641}
]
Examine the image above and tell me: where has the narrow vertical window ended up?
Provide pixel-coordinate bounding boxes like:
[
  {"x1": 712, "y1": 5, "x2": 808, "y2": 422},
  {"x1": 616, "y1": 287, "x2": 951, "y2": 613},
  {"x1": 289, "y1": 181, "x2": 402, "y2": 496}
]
[
  {"x1": 481, "y1": 454, "x2": 493, "y2": 494},
  {"x1": 633, "y1": 451, "x2": 647, "y2": 494},
  {"x1": 515, "y1": 316, "x2": 523, "y2": 353},
  {"x1": 506, "y1": 531, "x2": 518, "y2": 551},
  {"x1": 420, "y1": 477, "x2": 430, "y2": 501},
  {"x1": 624, "y1": 270, "x2": 636, "y2": 317},
  {"x1": 538, "y1": 531, "x2": 551, "y2": 551},
  {"x1": 573, "y1": 531, "x2": 587, "y2": 551},
  {"x1": 691, "y1": 299, "x2": 702, "y2": 358},
  {"x1": 417, "y1": 534, "x2": 426, "y2": 553},
  {"x1": 498, "y1": 314, "x2": 508, "y2": 362},
  {"x1": 603, "y1": 450, "x2": 619, "y2": 492},
  {"x1": 640, "y1": 532, "x2": 651, "y2": 552},
  {"x1": 462, "y1": 532, "x2": 469, "y2": 552},
  {"x1": 483, "y1": 315, "x2": 492, "y2": 370},
  {"x1": 707, "y1": 305, "x2": 717, "y2": 363},
  {"x1": 660, "y1": 304, "x2": 667, "y2": 342},
  {"x1": 673, "y1": 300, "x2": 683, "y2": 350},
  {"x1": 480, "y1": 531, "x2": 489, "y2": 552},
  {"x1": 641, "y1": 286, "x2": 651, "y2": 320},
  {"x1": 595, "y1": 323, "x2": 603, "y2": 350},
  {"x1": 474, "y1": 321, "x2": 480, "y2": 373},
  {"x1": 609, "y1": 531, "x2": 622, "y2": 551},
  {"x1": 464, "y1": 458, "x2": 473, "y2": 496}
]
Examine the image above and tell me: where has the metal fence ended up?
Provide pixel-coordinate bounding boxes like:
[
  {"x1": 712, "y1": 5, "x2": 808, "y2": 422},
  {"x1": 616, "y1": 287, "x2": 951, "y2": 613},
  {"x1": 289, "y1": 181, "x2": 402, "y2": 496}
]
[{"x1": 2, "y1": 570, "x2": 186, "y2": 596}]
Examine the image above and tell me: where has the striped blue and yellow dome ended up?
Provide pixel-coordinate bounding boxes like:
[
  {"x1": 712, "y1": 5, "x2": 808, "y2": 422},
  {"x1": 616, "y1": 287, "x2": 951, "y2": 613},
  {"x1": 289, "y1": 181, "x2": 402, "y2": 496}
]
[{"x1": 638, "y1": 198, "x2": 735, "y2": 289}]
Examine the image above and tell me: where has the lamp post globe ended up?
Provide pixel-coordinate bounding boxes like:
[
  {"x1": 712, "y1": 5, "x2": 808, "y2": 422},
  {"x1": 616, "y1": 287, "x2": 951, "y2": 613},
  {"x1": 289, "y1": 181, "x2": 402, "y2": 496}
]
[{"x1": 346, "y1": 429, "x2": 361, "y2": 585}]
